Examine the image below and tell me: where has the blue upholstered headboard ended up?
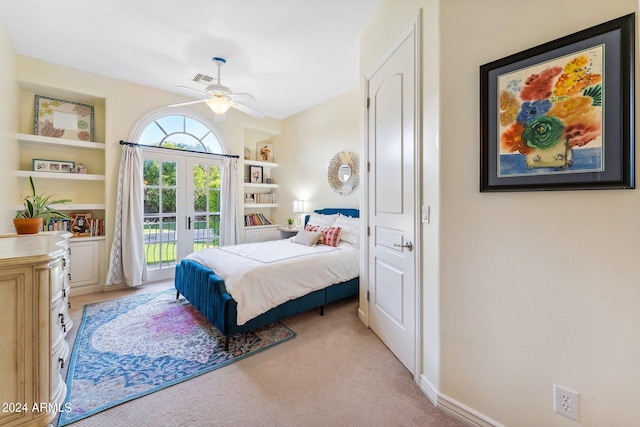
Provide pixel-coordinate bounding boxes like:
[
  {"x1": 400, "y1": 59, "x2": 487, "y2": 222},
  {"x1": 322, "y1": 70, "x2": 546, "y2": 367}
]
[{"x1": 304, "y1": 208, "x2": 359, "y2": 226}]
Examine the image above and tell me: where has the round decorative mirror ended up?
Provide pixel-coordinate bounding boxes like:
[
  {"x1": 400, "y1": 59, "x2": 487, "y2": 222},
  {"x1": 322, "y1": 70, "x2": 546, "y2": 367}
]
[{"x1": 328, "y1": 151, "x2": 359, "y2": 195}]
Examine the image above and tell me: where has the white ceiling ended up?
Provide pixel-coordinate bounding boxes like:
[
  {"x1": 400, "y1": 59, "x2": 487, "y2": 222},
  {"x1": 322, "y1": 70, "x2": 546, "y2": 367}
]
[{"x1": 0, "y1": 0, "x2": 380, "y2": 119}]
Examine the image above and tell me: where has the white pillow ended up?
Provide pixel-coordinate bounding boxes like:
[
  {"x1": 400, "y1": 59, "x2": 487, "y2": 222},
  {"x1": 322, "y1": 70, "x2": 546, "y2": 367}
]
[
  {"x1": 306, "y1": 212, "x2": 338, "y2": 229},
  {"x1": 334, "y1": 214, "x2": 359, "y2": 247},
  {"x1": 291, "y1": 230, "x2": 322, "y2": 246}
]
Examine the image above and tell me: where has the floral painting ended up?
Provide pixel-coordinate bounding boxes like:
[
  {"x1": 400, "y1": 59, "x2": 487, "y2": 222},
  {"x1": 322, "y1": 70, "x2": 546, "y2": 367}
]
[
  {"x1": 498, "y1": 46, "x2": 603, "y2": 177},
  {"x1": 34, "y1": 95, "x2": 95, "y2": 141},
  {"x1": 480, "y1": 13, "x2": 634, "y2": 192}
]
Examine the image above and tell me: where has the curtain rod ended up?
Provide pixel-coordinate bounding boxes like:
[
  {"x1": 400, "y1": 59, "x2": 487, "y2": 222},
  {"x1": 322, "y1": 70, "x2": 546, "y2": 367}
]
[{"x1": 119, "y1": 140, "x2": 240, "y2": 159}]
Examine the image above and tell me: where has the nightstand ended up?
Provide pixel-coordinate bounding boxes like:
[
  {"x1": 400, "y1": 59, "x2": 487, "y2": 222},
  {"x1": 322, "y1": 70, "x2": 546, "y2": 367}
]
[{"x1": 278, "y1": 227, "x2": 299, "y2": 239}]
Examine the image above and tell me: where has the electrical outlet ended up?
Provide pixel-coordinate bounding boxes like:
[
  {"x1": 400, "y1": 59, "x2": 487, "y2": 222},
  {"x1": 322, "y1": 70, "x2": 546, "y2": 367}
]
[{"x1": 554, "y1": 384, "x2": 580, "y2": 421}]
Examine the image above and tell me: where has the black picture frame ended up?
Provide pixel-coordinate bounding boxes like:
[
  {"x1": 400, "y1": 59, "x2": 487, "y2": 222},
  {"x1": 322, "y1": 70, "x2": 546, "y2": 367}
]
[
  {"x1": 480, "y1": 14, "x2": 634, "y2": 192},
  {"x1": 250, "y1": 166, "x2": 263, "y2": 183}
]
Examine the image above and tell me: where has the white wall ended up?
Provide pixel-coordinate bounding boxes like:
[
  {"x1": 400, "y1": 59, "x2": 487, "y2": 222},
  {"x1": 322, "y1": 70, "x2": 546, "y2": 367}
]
[
  {"x1": 272, "y1": 90, "x2": 360, "y2": 226},
  {"x1": 0, "y1": 22, "x2": 19, "y2": 234},
  {"x1": 363, "y1": 1, "x2": 640, "y2": 426}
]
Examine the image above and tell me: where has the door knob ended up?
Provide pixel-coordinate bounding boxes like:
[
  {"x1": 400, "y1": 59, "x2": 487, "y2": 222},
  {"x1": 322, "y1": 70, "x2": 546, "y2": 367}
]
[{"x1": 393, "y1": 241, "x2": 413, "y2": 251}]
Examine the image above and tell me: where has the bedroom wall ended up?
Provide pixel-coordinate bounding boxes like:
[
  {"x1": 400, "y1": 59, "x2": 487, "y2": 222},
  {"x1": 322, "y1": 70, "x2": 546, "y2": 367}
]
[
  {"x1": 12, "y1": 55, "x2": 281, "y2": 262},
  {"x1": 271, "y1": 90, "x2": 360, "y2": 226},
  {"x1": 362, "y1": 1, "x2": 640, "y2": 426},
  {"x1": 0, "y1": 22, "x2": 19, "y2": 234}
]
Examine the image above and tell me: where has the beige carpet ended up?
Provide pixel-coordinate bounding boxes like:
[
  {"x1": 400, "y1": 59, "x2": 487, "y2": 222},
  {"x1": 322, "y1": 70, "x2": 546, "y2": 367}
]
[{"x1": 61, "y1": 282, "x2": 466, "y2": 427}]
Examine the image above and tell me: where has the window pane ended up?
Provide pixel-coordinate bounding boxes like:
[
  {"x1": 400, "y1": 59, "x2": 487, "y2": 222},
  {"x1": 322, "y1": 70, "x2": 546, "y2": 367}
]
[
  {"x1": 202, "y1": 133, "x2": 222, "y2": 152},
  {"x1": 139, "y1": 124, "x2": 166, "y2": 146},
  {"x1": 186, "y1": 117, "x2": 209, "y2": 139},
  {"x1": 144, "y1": 160, "x2": 160, "y2": 186},
  {"x1": 162, "y1": 216, "x2": 177, "y2": 241},
  {"x1": 162, "y1": 189, "x2": 176, "y2": 213},
  {"x1": 144, "y1": 188, "x2": 159, "y2": 214},
  {"x1": 162, "y1": 161, "x2": 177, "y2": 186},
  {"x1": 208, "y1": 189, "x2": 220, "y2": 212},
  {"x1": 194, "y1": 189, "x2": 206, "y2": 212},
  {"x1": 156, "y1": 116, "x2": 184, "y2": 134}
]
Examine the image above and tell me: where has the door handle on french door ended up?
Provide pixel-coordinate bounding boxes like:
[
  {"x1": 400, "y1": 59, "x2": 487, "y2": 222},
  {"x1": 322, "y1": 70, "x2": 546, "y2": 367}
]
[
  {"x1": 186, "y1": 216, "x2": 191, "y2": 230},
  {"x1": 393, "y1": 241, "x2": 413, "y2": 251}
]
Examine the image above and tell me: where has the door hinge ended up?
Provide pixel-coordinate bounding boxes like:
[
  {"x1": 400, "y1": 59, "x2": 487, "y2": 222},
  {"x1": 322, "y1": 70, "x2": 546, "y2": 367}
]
[
  {"x1": 367, "y1": 290, "x2": 370, "y2": 301},
  {"x1": 366, "y1": 97, "x2": 370, "y2": 109},
  {"x1": 368, "y1": 162, "x2": 371, "y2": 172},
  {"x1": 367, "y1": 226, "x2": 370, "y2": 236}
]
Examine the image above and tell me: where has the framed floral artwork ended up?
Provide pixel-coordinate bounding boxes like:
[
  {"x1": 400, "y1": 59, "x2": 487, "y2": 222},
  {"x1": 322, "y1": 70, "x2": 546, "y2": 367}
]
[
  {"x1": 480, "y1": 14, "x2": 634, "y2": 192},
  {"x1": 33, "y1": 95, "x2": 95, "y2": 141},
  {"x1": 256, "y1": 142, "x2": 274, "y2": 162},
  {"x1": 250, "y1": 166, "x2": 263, "y2": 183}
]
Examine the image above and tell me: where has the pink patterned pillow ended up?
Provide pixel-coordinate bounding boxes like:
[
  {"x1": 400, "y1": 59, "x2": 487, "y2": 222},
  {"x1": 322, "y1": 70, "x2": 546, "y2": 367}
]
[
  {"x1": 305, "y1": 223, "x2": 319, "y2": 232},
  {"x1": 320, "y1": 226, "x2": 342, "y2": 247}
]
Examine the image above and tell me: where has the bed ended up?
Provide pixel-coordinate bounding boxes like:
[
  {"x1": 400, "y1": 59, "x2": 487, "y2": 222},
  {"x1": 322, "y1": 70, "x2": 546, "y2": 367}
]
[{"x1": 175, "y1": 208, "x2": 360, "y2": 349}]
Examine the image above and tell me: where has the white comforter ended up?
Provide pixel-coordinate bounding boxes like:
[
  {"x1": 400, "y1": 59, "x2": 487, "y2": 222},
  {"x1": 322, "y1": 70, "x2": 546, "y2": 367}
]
[{"x1": 185, "y1": 238, "x2": 359, "y2": 325}]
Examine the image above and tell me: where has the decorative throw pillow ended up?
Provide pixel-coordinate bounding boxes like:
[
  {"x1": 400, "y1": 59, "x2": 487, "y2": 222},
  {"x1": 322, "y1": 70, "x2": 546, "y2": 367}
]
[
  {"x1": 292, "y1": 230, "x2": 322, "y2": 246},
  {"x1": 333, "y1": 214, "x2": 359, "y2": 247},
  {"x1": 320, "y1": 226, "x2": 342, "y2": 247},
  {"x1": 306, "y1": 213, "x2": 338, "y2": 229},
  {"x1": 305, "y1": 223, "x2": 320, "y2": 232}
]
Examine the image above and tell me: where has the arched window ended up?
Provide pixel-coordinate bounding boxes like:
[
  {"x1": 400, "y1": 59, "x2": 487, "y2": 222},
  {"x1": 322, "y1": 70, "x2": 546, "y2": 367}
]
[
  {"x1": 136, "y1": 113, "x2": 224, "y2": 153},
  {"x1": 128, "y1": 108, "x2": 227, "y2": 281}
]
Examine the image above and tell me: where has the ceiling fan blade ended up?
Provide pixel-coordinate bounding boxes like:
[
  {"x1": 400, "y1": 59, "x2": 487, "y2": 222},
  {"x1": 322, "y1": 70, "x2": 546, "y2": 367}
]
[
  {"x1": 228, "y1": 92, "x2": 256, "y2": 102},
  {"x1": 232, "y1": 102, "x2": 265, "y2": 119},
  {"x1": 168, "y1": 99, "x2": 207, "y2": 107}
]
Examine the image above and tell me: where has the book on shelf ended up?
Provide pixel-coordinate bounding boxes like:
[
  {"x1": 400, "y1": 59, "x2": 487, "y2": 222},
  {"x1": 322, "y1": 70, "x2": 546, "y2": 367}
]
[
  {"x1": 244, "y1": 213, "x2": 273, "y2": 227},
  {"x1": 50, "y1": 213, "x2": 105, "y2": 237},
  {"x1": 244, "y1": 193, "x2": 276, "y2": 204}
]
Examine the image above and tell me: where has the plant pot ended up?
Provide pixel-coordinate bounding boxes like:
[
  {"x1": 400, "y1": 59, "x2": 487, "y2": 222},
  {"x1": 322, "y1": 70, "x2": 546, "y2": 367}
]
[{"x1": 13, "y1": 218, "x2": 43, "y2": 235}]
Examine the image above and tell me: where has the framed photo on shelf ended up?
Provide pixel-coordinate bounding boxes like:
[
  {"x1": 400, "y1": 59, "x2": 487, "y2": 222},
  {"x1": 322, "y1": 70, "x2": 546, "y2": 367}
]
[
  {"x1": 34, "y1": 95, "x2": 95, "y2": 142},
  {"x1": 479, "y1": 14, "x2": 634, "y2": 192},
  {"x1": 256, "y1": 142, "x2": 274, "y2": 162},
  {"x1": 32, "y1": 158, "x2": 75, "y2": 173},
  {"x1": 71, "y1": 213, "x2": 91, "y2": 236},
  {"x1": 250, "y1": 166, "x2": 263, "y2": 183}
]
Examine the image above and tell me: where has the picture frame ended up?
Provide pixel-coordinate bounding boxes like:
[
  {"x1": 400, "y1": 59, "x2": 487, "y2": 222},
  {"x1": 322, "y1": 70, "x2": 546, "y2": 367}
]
[
  {"x1": 250, "y1": 166, "x2": 263, "y2": 183},
  {"x1": 71, "y1": 213, "x2": 92, "y2": 236},
  {"x1": 256, "y1": 141, "x2": 274, "y2": 162},
  {"x1": 32, "y1": 158, "x2": 75, "y2": 173},
  {"x1": 34, "y1": 95, "x2": 95, "y2": 142},
  {"x1": 480, "y1": 14, "x2": 634, "y2": 192}
]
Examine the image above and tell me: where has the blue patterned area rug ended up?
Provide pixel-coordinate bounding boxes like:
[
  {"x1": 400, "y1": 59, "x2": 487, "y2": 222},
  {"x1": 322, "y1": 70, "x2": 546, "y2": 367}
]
[{"x1": 58, "y1": 289, "x2": 295, "y2": 426}]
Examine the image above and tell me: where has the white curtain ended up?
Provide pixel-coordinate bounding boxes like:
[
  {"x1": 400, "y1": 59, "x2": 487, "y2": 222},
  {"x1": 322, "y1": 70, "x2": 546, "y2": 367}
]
[
  {"x1": 106, "y1": 145, "x2": 148, "y2": 287},
  {"x1": 219, "y1": 156, "x2": 239, "y2": 246}
]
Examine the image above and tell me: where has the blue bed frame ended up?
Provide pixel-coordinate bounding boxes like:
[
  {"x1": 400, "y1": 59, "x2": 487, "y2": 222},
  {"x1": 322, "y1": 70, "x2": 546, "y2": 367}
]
[{"x1": 175, "y1": 208, "x2": 359, "y2": 350}]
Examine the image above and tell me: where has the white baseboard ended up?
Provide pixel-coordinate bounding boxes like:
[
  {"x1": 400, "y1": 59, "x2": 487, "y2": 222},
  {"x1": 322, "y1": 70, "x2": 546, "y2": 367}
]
[
  {"x1": 419, "y1": 375, "x2": 504, "y2": 427},
  {"x1": 357, "y1": 307, "x2": 367, "y2": 325}
]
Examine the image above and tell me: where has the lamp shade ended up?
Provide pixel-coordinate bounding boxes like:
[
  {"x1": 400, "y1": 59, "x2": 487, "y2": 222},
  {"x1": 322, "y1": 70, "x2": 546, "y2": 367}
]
[
  {"x1": 206, "y1": 95, "x2": 233, "y2": 115},
  {"x1": 293, "y1": 200, "x2": 304, "y2": 213}
]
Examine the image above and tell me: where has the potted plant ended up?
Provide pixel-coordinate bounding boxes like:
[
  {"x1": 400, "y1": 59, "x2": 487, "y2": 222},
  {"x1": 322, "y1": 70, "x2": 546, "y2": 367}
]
[
  {"x1": 287, "y1": 218, "x2": 294, "y2": 229},
  {"x1": 14, "y1": 176, "x2": 72, "y2": 234}
]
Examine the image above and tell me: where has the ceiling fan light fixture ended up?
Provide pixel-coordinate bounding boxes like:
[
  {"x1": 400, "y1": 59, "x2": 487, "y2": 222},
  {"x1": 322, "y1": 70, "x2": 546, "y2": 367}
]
[{"x1": 206, "y1": 94, "x2": 233, "y2": 115}]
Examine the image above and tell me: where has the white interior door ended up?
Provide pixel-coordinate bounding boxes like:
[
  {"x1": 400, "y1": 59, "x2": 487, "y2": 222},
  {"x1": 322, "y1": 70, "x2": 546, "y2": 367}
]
[{"x1": 367, "y1": 25, "x2": 418, "y2": 375}]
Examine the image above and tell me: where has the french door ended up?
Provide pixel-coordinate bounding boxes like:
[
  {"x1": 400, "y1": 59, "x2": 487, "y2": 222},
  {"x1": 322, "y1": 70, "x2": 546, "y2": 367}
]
[{"x1": 142, "y1": 150, "x2": 222, "y2": 281}]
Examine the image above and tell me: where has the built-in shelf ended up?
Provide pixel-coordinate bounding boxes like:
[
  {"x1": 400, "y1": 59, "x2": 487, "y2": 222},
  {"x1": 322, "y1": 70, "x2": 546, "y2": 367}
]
[
  {"x1": 244, "y1": 203, "x2": 278, "y2": 209},
  {"x1": 17, "y1": 170, "x2": 106, "y2": 181},
  {"x1": 244, "y1": 183, "x2": 279, "y2": 189},
  {"x1": 14, "y1": 203, "x2": 106, "y2": 211},
  {"x1": 243, "y1": 224, "x2": 281, "y2": 229},
  {"x1": 244, "y1": 159, "x2": 278, "y2": 168},
  {"x1": 17, "y1": 133, "x2": 106, "y2": 150}
]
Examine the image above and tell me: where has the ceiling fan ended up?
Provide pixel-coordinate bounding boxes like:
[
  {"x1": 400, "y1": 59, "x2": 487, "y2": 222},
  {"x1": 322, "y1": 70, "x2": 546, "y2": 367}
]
[{"x1": 169, "y1": 57, "x2": 264, "y2": 119}]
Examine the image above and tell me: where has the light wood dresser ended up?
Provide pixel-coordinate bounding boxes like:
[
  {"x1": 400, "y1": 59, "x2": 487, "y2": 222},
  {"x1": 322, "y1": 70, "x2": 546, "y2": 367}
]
[{"x1": 0, "y1": 232, "x2": 72, "y2": 426}]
